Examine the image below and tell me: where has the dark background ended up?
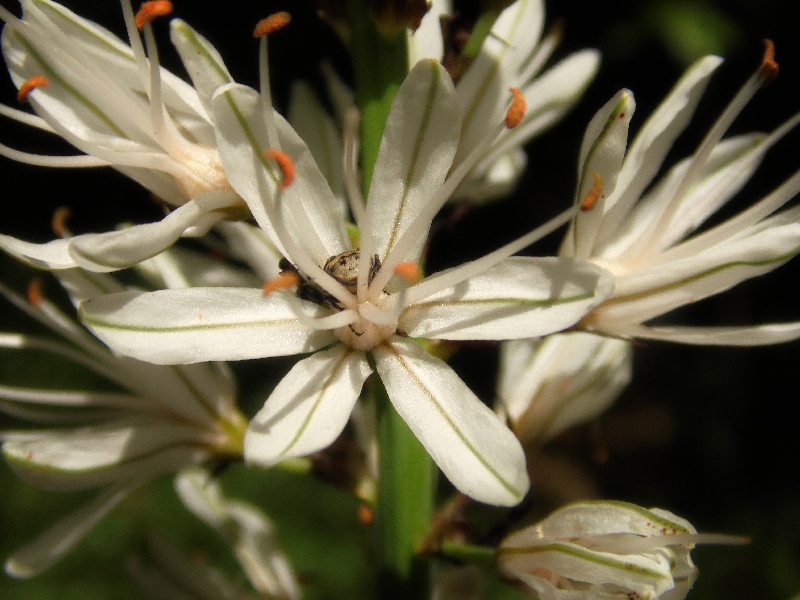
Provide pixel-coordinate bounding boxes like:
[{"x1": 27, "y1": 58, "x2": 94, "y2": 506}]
[{"x1": 2, "y1": 0, "x2": 800, "y2": 598}]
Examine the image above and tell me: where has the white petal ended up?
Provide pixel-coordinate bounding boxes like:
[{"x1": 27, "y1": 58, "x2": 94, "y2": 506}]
[
  {"x1": 600, "y1": 219, "x2": 800, "y2": 324},
  {"x1": 67, "y1": 190, "x2": 236, "y2": 272},
  {"x1": 170, "y1": 19, "x2": 233, "y2": 115},
  {"x1": 498, "y1": 333, "x2": 632, "y2": 445},
  {"x1": 79, "y1": 288, "x2": 335, "y2": 364},
  {"x1": 0, "y1": 234, "x2": 74, "y2": 269},
  {"x1": 374, "y1": 336, "x2": 529, "y2": 506},
  {"x1": 366, "y1": 59, "x2": 461, "y2": 262},
  {"x1": 2, "y1": 419, "x2": 207, "y2": 490},
  {"x1": 210, "y1": 83, "x2": 349, "y2": 263},
  {"x1": 244, "y1": 346, "x2": 371, "y2": 466},
  {"x1": 402, "y1": 257, "x2": 614, "y2": 340},
  {"x1": 565, "y1": 90, "x2": 635, "y2": 259},
  {"x1": 606, "y1": 322, "x2": 800, "y2": 346},
  {"x1": 214, "y1": 221, "x2": 284, "y2": 281},
  {"x1": 599, "y1": 55, "x2": 724, "y2": 242},
  {"x1": 5, "y1": 482, "x2": 134, "y2": 578}
]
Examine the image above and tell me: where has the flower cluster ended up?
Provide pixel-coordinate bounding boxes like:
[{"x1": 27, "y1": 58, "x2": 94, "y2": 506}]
[{"x1": 1, "y1": 0, "x2": 797, "y2": 598}]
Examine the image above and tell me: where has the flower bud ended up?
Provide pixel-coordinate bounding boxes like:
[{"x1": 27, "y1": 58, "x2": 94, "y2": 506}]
[
  {"x1": 498, "y1": 501, "x2": 745, "y2": 600},
  {"x1": 497, "y1": 333, "x2": 632, "y2": 448}
]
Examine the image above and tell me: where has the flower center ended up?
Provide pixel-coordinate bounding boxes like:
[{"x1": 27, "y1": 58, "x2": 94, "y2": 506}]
[{"x1": 334, "y1": 294, "x2": 398, "y2": 351}]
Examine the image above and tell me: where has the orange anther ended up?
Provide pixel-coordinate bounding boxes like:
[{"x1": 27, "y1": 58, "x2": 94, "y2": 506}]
[
  {"x1": 262, "y1": 270, "x2": 301, "y2": 296},
  {"x1": 263, "y1": 149, "x2": 295, "y2": 189},
  {"x1": 357, "y1": 503, "x2": 374, "y2": 525},
  {"x1": 17, "y1": 75, "x2": 49, "y2": 103},
  {"x1": 253, "y1": 12, "x2": 292, "y2": 38},
  {"x1": 758, "y1": 39, "x2": 779, "y2": 87},
  {"x1": 394, "y1": 260, "x2": 422, "y2": 284},
  {"x1": 580, "y1": 172, "x2": 603, "y2": 211},
  {"x1": 505, "y1": 87, "x2": 526, "y2": 129},
  {"x1": 134, "y1": 1, "x2": 173, "y2": 30},
  {"x1": 51, "y1": 206, "x2": 71, "y2": 238},
  {"x1": 27, "y1": 278, "x2": 43, "y2": 307}
]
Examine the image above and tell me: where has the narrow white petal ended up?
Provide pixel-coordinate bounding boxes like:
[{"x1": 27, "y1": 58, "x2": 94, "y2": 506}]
[
  {"x1": 2, "y1": 419, "x2": 208, "y2": 490},
  {"x1": 210, "y1": 83, "x2": 349, "y2": 263},
  {"x1": 79, "y1": 288, "x2": 335, "y2": 364},
  {"x1": 244, "y1": 346, "x2": 371, "y2": 466},
  {"x1": 599, "y1": 56, "x2": 724, "y2": 241},
  {"x1": 566, "y1": 90, "x2": 635, "y2": 259},
  {"x1": 215, "y1": 221, "x2": 284, "y2": 280},
  {"x1": 605, "y1": 322, "x2": 800, "y2": 346},
  {"x1": 402, "y1": 257, "x2": 614, "y2": 340},
  {"x1": 170, "y1": 19, "x2": 233, "y2": 115},
  {"x1": 5, "y1": 482, "x2": 134, "y2": 578},
  {"x1": 67, "y1": 190, "x2": 236, "y2": 272},
  {"x1": 374, "y1": 337, "x2": 529, "y2": 506},
  {"x1": 0, "y1": 234, "x2": 75, "y2": 270},
  {"x1": 366, "y1": 59, "x2": 461, "y2": 262}
]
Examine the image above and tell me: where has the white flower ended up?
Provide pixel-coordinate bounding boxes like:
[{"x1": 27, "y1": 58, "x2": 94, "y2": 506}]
[
  {"x1": 0, "y1": 271, "x2": 246, "y2": 577},
  {"x1": 78, "y1": 58, "x2": 614, "y2": 506},
  {"x1": 0, "y1": 0, "x2": 249, "y2": 271},
  {"x1": 498, "y1": 500, "x2": 744, "y2": 600},
  {"x1": 497, "y1": 332, "x2": 632, "y2": 448},
  {"x1": 560, "y1": 45, "x2": 800, "y2": 345},
  {"x1": 414, "y1": 0, "x2": 601, "y2": 203},
  {"x1": 171, "y1": 467, "x2": 301, "y2": 600}
]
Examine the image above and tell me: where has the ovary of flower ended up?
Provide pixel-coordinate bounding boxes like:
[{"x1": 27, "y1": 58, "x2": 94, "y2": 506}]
[
  {"x1": 561, "y1": 42, "x2": 800, "y2": 345},
  {"x1": 78, "y1": 59, "x2": 614, "y2": 507}
]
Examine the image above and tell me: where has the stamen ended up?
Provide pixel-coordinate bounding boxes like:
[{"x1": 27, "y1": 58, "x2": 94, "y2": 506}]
[
  {"x1": 580, "y1": 172, "x2": 603, "y2": 211},
  {"x1": 263, "y1": 149, "x2": 295, "y2": 188},
  {"x1": 394, "y1": 261, "x2": 422, "y2": 284},
  {"x1": 27, "y1": 278, "x2": 43, "y2": 308},
  {"x1": 134, "y1": 1, "x2": 173, "y2": 30},
  {"x1": 51, "y1": 207, "x2": 72, "y2": 238},
  {"x1": 262, "y1": 271, "x2": 301, "y2": 296},
  {"x1": 253, "y1": 12, "x2": 292, "y2": 38},
  {"x1": 17, "y1": 76, "x2": 49, "y2": 103},
  {"x1": 505, "y1": 88, "x2": 526, "y2": 129},
  {"x1": 758, "y1": 39, "x2": 779, "y2": 87}
]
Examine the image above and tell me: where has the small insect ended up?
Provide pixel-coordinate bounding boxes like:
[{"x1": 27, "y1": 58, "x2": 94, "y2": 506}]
[{"x1": 279, "y1": 250, "x2": 381, "y2": 309}]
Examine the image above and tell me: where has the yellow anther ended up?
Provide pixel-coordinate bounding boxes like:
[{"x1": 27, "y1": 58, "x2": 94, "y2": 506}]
[
  {"x1": 394, "y1": 260, "x2": 422, "y2": 284},
  {"x1": 263, "y1": 271, "x2": 301, "y2": 296},
  {"x1": 758, "y1": 39, "x2": 779, "y2": 87},
  {"x1": 580, "y1": 172, "x2": 603, "y2": 212},
  {"x1": 51, "y1": 207, "x2": 71, "y2": 238},
  {"x1": 27, "y1": 278, "x2": 44, "y2": 307},
  {"x1": 134, "y1": 1, "x2": 173, "y2": 30},
  {"x1": 505, "y1": 88, "x2": 527, "y2": 129},
  {"x1": 263, "y1": 149, "x2": 295, "y2": 189},
  {"x1": 253, "y1": 12, "x2": 292, "y2": 38},
  {"x1": 17, "y1": 75, "x2": 49, "y2": 103}
]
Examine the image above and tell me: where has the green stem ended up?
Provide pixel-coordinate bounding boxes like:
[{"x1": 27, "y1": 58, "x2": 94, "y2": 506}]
[
  {"x1": 373, "y1": 376, "x2": 435, "y2": 600},
  {"x1": 440, "y1": 540, "x2": 497, "y2": 569},
  {"x1": 347, "y1": 0, "x2": 409, "y2": 194}
]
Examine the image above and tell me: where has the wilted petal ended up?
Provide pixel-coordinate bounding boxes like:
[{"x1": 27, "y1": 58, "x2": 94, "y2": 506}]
[
  {"x1": 402, "y1": 257, "x2": 614, "y2": 340},
  {"x1": 79, "y1": 288, "x2": 334, "y2": 364},
  {"x1": 244, "y1": 345, "x2": 372, "y2": 466},
  {"x1": 5, "y1": 482, "x2": 134, "y2": 578},
  {"x1": 374, "y1": 336, "x2": 529, "y2": 506},
  {"x1": 175, "y1": 467, "x2": 301, "y2": 599}
]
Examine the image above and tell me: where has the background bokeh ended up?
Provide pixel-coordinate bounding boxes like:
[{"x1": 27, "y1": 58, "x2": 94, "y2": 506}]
[{"x1": 2, "y1": 0, "x2": 799, "y2": 598}]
